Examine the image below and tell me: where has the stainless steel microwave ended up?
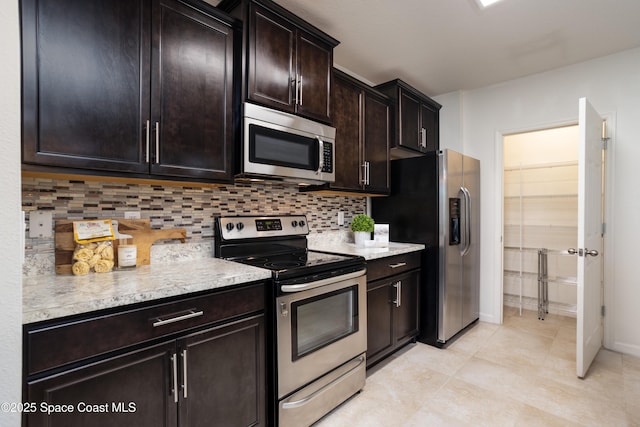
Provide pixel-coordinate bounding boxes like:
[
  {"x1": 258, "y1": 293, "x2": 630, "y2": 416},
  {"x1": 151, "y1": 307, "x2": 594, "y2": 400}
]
[{"x1": 241, "y1": 102, "x2": 336, "y2": 184}]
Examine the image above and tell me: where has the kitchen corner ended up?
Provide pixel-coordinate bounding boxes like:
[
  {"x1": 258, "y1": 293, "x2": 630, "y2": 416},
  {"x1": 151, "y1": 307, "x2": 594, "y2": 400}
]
[{"x1": 308, "y1": 235, "x2": 425, "y2": 261}]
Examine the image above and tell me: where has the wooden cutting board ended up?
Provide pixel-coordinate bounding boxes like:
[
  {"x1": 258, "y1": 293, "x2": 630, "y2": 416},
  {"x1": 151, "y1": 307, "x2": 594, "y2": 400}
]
[{"x1": 54, "y1": 219, "x2": 187, "y2": 275}]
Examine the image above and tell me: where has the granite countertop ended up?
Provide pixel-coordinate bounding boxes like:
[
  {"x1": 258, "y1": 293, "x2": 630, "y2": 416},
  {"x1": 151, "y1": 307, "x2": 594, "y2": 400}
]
[
  {"x1": 22, "y1": 258, "x2": 271, "y2": 325},
  {"x1": 309, "y1": 241, "x2": 425, "y2": 260},
  {"x1": 23, "y1": 239, "x2": 424, "y2": 325}
]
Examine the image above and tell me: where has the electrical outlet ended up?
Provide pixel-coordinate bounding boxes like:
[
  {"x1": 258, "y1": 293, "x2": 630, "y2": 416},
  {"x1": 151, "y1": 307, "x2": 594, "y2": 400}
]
[
  {"x1": 124, "y1": 211, "x2": 141, "y2": 219},
  {"x1": 337, "y1": 211, "x2": 345, "y2": 226},
  {"x1": 29, "y1": 211, "x2": 53, "y2": 238}
]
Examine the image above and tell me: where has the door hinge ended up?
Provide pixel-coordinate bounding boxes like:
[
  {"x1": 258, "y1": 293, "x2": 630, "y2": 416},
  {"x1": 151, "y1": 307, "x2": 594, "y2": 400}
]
[
  {"x1": 601, "y1": 305, "x2": 606, "y2": 317},
  {"x1": 601, "y1": 120, "x2": 609, "y2": 148}
]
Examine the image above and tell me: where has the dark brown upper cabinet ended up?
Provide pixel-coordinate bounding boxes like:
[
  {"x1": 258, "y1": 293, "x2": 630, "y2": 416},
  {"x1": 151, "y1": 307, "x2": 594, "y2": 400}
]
[
  {"x1": 21, "y1": 0, "x2": 237, "y2": 183},
  {"x1": 328, "y1": 69, "x2": 390, "y2": 195},
  {"x1": 219, "y1": 0, "x2": 338, "y2": 124},
  {"x1": 375, "y1": 79, "x2": 441, "y2": 158}
]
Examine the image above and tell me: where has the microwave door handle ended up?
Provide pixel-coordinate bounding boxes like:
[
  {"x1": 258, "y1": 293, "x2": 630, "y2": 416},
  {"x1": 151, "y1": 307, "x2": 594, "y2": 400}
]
[{"x1": 316, "y1": 137, "x2": 324, "y2": 174}]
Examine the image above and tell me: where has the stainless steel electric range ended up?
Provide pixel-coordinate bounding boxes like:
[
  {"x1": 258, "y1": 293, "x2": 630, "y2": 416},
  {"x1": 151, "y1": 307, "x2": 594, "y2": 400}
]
[{"x1": 214, "y1": 215, "x2": 367, "y2": 427}]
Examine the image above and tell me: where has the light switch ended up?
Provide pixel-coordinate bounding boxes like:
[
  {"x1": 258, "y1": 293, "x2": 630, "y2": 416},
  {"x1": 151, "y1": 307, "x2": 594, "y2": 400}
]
[
  {"x1": 337, "y1": 211, "x2": 345, "y2": 226},
  {"x1": 29, "y1": 211, "x2": 53, "y2": 238}
]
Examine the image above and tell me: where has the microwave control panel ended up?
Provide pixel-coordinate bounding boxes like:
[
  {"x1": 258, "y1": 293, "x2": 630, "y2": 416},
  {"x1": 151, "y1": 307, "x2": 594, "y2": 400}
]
[{"x1": 321, "y1": 142, "x2": 333, "y2": 173}]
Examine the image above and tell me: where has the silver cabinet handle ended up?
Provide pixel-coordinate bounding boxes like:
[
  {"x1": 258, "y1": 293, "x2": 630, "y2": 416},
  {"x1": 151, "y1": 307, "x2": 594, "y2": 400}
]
[
  {"x1": 365, "y1": 161, "x2": 370, "y2": 185},
  {"x1": 586, "y1": 249, "x2": 599, "y2": 257},
  {"x1": 145, "y1": 120, "x2": 150, "y2": 163},
  {"x1": 420, "y1": 128, "x2": 427, "y2": 148},
  {"x1": 392, "y1": 281, "x2": 401, "y2": 307},
  {"x1": 182, "y1": 349, "x2": 188, "y2": 399},
  {"x1": 152, "y1": 310, "x2": 204, "y2": 327},
  {"x1": 361, "y1": 162, "x2": 370, "y2": 185},
  {"x1": 292, "y1": 76, "x2": 298, "y2": 105},
  {"x1": 299, "y1": 74, "x2": 303, "y2": 106},
  {"x1": 392, "y1": 282, "x2": 398, "y2": 307},
  {"x1": 154, "y1": 121, "x2": 160, "y2": 164},
  {"x1": 567, "y1": 248, "x2": 577, "y2": 255},
  {"x1": 389, "y1": 262, "x2": 406, "y2": 269},
  {"x1": 171, "y1": 353, "x2": 178, "y2": 403}
]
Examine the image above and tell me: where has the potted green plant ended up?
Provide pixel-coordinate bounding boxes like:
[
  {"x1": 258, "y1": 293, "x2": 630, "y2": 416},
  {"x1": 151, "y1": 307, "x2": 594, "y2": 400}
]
[{"x1": 350, "y1": 214, "x2": 374, "y2": 247}]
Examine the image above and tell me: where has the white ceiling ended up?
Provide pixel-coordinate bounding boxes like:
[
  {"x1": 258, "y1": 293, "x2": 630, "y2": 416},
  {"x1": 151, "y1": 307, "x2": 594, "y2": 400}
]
[{"x1": 218, "y1": 0, "x2": 640, "y2": 97}]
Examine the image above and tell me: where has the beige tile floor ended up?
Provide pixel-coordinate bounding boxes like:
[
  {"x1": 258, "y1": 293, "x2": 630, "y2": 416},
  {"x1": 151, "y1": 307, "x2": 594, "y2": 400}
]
[{"x1": 317, "y1": 307, "x2": 640, "y2": 426}]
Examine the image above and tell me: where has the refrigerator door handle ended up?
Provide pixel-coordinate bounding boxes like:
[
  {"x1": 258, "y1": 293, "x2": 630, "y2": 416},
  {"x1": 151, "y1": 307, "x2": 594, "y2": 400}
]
[{"x1": 461, "y1": 186, "x2": 472, "y2": 256}]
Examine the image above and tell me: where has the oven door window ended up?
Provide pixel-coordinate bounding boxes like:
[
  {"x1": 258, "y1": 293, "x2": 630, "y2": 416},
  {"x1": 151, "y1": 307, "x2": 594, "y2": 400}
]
[
  {"x1": 291, "y1": 285, "x2": 359, "y2": 361},
  {"x1": 249, "y1": 124, "x2": 319, "y2": 171}
]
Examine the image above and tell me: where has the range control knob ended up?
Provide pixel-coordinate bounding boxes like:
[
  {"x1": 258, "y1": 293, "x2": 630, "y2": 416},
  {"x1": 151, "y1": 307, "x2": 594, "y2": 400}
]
[
  {"x1": 291, "y1": 220, "x2": 298, "y2": 227},
  {"x1": 299, "y1": 220, "x2": 306, "y2": 227},
  {"x1": 236, "y1": 222, "x2": 244, "y2": 231},
  {"x1": 225, "y1": 223, "x2": 234, "y2": 231}
]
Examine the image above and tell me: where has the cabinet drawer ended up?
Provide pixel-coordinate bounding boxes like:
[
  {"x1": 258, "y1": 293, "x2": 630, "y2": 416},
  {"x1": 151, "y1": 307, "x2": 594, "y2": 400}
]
[
  {"x1": 366, "y1": 252, "x2": 421, "y2": 283},
  {"x1": 26, "y1": 283, "x2": 265, "y2": 376}
]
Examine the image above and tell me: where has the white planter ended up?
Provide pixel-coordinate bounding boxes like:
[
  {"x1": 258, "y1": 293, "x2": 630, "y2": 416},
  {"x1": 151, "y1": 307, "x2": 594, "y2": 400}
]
[{"x1": 354, "y1": 231, "x2": 370, "y2": 247}]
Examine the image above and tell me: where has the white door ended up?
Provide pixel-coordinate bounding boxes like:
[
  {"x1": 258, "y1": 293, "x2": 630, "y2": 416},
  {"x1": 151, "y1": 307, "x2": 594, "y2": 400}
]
[{"x1": 576, "y1": 97, "x2": 604, "y2": 378}]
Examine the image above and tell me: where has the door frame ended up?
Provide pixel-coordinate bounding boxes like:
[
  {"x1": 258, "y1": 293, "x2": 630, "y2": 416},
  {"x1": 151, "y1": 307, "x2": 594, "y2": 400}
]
[{"x1": 494, "y1": 112, "x2": 615, "y2": 330}]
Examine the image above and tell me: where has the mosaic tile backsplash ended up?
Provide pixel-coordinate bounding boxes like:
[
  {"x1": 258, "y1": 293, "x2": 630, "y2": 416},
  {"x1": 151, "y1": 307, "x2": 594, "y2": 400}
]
[{"x1": 22, "y1": 177, "x2": 366, "y2": 276}]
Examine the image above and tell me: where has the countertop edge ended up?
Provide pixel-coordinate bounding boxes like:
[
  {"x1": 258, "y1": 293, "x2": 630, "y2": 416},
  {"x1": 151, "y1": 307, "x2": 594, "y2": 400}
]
[
  {"x1": 23, "y1": 242, "x2": 424, "y2": 324},
  {"x1": 22, "y1": 258, "x2": 272, "y2": 325},
  {"x1": 309, "y1": 242, "x2": 425, "y2": 260}
]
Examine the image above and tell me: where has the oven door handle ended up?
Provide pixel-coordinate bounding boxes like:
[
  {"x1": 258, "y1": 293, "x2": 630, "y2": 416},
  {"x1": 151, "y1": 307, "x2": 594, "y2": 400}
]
[
  {"x1": 280, "y1": 269, "x2": 365, "y2": 293},
  {"x1": 281, "y1": 355, "x2": 365, "y2": 409}
]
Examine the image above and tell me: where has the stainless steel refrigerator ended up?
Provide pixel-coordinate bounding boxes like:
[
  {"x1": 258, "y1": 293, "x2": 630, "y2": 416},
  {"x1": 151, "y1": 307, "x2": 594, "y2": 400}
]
[{"x1": 371, "y1": 149, "x2": 480, "y2": 346}]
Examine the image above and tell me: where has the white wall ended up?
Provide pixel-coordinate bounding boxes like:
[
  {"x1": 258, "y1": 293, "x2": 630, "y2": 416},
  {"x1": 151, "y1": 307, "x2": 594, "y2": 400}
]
[
  {"x1": 0, "y1": 0, "x2": 23, "y2": 425},
  {"x1": 436, "y1": 47, "x2": 640, "y2": 357},
  {"x1": 436, "y1": 91, "x2": 464, "y2": 153}
]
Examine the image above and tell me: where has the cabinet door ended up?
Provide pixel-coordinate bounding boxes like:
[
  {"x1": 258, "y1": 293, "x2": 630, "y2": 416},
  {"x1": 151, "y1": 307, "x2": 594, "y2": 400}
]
[
  {"x1": 331, "y1": 73, "x2": 363, "y2": 191},
  {"x1": 296, "y1": 33, "x2": 332, "y2": 123},
  {"x1": 420, "y1": 102, "x2": 439, "y2": 152},
  {"x1": 248, "y1": 4, "x2": 296, "y2": 112},
  {"x1": 394, "y1": 270, "x2": 420, "y2": 347},
  {"x1": 178, "y1": 315, "x2": 265, "y2": 427},
  {"x1": 399, "y1": 89, "x2": 422, "y2": 153},
  {"x1": 150, "y1": 0, "x2": 234, "y2": 181},
  {"x1": 363, "y1": 94, "x2": 390, "y2": 193},
  {"x1": 366, "y1": 280, "x2": 394, "y2": 368},
  {"x1": 26, "y1": 341, "x2": 176, "y2": 427},
  {"x1": 21, "y1": 0, "x2": 150, "y2": 173}
]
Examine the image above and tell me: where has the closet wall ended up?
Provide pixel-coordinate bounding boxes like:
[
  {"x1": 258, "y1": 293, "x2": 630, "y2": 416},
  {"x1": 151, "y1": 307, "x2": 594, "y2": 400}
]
[{"x1": 503, "y1": 126, "x2": 579, "y2": 317}]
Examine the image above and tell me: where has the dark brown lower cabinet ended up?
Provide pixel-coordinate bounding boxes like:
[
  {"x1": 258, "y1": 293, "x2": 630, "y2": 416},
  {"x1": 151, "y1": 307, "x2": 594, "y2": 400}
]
[
  {"x1": 366, "y1": 253, "x2": 421, "y2": 368},
  {"x1": 366, "y1": 279, "x2": 394, "y2": 364},
  {"x1": 27, "y1": 342, "x2": 176, "y2": 427},
  {"x1": 26, "y1": 315, "x2": 264, "y2": 427},
  {"x1": 179, "y1": 316, "x2": 265, "y2": 427},
  {"x1": 25, "y1": 285, "x2": 266, "y2": 427}
]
